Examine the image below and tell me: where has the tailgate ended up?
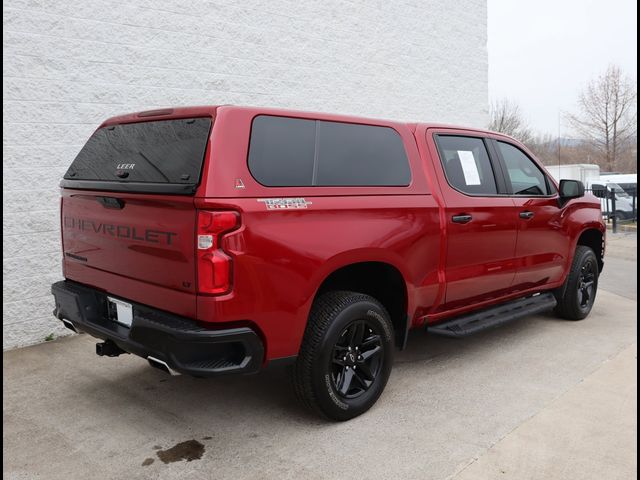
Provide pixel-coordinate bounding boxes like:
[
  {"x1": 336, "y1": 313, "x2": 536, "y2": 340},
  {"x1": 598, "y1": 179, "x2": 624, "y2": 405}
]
[{"x1": 61, "y1": 190, "x2": 197, "y2": 295}]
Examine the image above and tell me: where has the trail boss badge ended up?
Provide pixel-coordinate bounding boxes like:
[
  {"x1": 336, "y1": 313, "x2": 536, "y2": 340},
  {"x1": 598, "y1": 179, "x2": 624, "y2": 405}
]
[{"x1": 257, "y1": 198, "x2": 312, "y2": 210}]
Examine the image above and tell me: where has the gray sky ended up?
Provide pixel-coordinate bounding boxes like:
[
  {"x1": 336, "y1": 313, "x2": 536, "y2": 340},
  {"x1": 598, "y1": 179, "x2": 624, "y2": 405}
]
[{"x1": 488, "y1": 0, "x2": 637, "y2": 136}]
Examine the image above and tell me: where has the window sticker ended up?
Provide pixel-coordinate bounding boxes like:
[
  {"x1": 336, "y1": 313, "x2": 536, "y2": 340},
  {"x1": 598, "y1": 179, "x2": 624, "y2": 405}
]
[{"x1": 457, "y1": 150, "x2": 481, "y2": 185}]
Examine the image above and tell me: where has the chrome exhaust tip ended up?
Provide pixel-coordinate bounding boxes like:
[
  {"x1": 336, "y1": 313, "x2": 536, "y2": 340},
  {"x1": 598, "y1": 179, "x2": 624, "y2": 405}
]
[
  {"x1": 61, "y1": 318, "x2": 79, "y2": 333},
  {"x1": 147, "y1": 356, "x2": 180, "y2": 376}
]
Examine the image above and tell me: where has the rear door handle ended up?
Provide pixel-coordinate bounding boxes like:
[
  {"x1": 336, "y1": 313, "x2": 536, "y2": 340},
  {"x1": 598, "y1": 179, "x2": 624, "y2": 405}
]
[
  {"x1": 452, "y1": 214, "x2": 473, "y2": 224},
  {"x1": 519, "y1": 210, "x2": 534, "y2": 219}
]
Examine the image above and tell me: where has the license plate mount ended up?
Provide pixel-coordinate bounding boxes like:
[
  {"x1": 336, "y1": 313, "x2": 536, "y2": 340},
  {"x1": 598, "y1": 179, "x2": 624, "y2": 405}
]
[{"x1": 107, "y1": 297, "x2": 133, "y2": 328}]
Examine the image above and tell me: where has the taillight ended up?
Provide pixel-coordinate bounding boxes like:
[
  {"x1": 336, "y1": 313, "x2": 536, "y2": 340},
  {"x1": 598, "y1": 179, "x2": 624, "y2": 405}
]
[{"x1": 196, "y1": 210, "x2": 239, "y2": 295}]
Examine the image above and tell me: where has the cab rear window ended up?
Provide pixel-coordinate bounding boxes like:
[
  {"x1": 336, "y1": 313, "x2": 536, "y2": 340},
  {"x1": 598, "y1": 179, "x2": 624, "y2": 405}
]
[{"x1": 63, "y1": 117, "x2": 212, "y2": 193}]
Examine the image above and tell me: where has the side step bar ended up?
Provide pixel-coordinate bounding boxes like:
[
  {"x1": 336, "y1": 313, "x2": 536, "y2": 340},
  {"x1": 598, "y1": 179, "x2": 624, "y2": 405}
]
[{"x1": 428, "y1": 292, "x2": 557, "y2": 338}]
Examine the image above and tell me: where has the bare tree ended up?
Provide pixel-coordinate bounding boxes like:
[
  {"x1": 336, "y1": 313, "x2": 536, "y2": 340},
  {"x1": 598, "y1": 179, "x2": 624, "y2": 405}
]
[
  {"x1": 567, "y1": 65, "x2": 637, "y2": 171},
  {"x1": 488, "y1": 99, "x2": 533, "y2": 145}
]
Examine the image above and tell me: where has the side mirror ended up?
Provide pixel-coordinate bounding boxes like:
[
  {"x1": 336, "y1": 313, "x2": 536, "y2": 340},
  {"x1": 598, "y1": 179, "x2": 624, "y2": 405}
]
[{"x1": 559, "y1": 179, "x2": 585, "y2": 204}]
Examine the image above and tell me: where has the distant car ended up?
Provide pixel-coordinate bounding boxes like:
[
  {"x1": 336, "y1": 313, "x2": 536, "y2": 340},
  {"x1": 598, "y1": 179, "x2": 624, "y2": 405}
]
[
  {"x1": 599, "y1": 174, "x2": 637, "y2": 197},
  {"x1": 52, "y1": 106, "x2": 606, "y2": 420},
  {"x1": 587, "y1": 179, "x2": 635, "y2": 220}
]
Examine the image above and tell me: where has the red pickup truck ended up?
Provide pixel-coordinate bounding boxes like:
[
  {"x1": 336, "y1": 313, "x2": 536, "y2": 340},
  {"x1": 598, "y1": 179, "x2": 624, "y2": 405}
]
[{"x1": 52, "y1": 106, "x2": 605, "y2": 420}]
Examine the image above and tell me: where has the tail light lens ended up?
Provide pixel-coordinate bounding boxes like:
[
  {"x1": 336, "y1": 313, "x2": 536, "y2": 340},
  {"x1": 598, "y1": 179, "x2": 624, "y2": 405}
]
[{"x1": 196, "y1": 210, "x2": 239, "y2": 295}]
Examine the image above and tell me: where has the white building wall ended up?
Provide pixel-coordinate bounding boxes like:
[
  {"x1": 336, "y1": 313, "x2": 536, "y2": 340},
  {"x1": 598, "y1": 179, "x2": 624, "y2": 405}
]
[{"x1": 2, "y1": 0, "x2": 488, "y2": 349}]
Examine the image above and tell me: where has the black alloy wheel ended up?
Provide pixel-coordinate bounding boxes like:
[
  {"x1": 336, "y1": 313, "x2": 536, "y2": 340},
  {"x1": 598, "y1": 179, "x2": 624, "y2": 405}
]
[
  {"x1": 330, "y1": 320, "x2": 384, "y2": 399},
  {"x1": 578, "y1": 259, "x2": 597, "y2": 309}
]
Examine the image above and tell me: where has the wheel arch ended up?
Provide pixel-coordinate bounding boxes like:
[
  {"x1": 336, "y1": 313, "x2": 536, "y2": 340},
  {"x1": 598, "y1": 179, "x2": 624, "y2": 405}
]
[
  {"x1": 575, "y1": 227, "x2": 605, "y2": 273},
  {"x1": 312, "y1": 259, "x2": 411, "y2": 349}
]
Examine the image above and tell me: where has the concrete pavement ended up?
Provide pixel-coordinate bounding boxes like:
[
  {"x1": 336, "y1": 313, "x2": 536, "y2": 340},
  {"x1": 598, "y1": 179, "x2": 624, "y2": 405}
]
[
  {"x1": 599, "y1": 232, "x2": 636, "y2": 301},
  {"x1": 3, "y1": 233, "x2": 637, "y2": 480},
  {"x1": 453, "y1": 343, "x2": 637, "y2": 480}
]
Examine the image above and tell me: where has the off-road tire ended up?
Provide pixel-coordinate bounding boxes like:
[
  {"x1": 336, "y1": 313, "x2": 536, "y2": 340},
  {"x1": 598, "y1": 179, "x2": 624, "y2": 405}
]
[
  {"x1": 554, "y1": 246, "x2": 599, "y2": 320},
  {"x1": 292, "y1": 291, "x2": 394, "y2": 421}
]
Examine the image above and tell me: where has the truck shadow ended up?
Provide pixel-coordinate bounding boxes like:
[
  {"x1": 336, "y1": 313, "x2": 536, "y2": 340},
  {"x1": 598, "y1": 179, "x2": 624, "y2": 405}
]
[
  {"x1": 399, "y1": 310, "x2": 558, "y2": 366},
  {"x1": 74, "y1": 313, "x2": 554, "y2": 434}
]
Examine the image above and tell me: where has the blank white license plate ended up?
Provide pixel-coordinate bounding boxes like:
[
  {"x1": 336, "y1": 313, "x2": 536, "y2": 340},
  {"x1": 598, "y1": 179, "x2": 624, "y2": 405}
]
[{"x1": 108, "y1": 297, "x2": 133, "y2": 328}]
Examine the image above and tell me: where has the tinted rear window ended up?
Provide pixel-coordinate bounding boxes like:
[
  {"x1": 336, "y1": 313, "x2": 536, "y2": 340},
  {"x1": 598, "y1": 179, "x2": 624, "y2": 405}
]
[
  {"x1": 246, "y1": 116, "x2": 316, "y2": 187},
  {"x1": 64, "y1": 117, "x2": 212, "y2": 186},
  {"x1": 248, "y1": 115, "x2": 411, "y2": 187}
]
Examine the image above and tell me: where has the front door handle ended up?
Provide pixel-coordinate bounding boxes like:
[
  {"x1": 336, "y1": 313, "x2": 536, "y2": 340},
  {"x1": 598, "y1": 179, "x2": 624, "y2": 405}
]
[
  {"x1": 452, "y1": 214, "x2": 473, "y2": 224},
  {"x1": 519, "y1": 210, "x2": 534, "y2": 219}
]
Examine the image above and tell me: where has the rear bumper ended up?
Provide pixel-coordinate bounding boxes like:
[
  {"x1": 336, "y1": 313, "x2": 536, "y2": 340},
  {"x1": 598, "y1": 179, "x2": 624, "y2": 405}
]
[{"x1": 51, "y1": 280, "x2": 264, "y2": 377}]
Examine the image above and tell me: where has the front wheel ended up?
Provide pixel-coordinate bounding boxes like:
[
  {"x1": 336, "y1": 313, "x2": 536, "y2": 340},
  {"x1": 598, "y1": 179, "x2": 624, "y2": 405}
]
[
  {"x1": 555, "y1": 245, "x2": 599, "y2": 320},
  {"x1": 292, "y1": 291, "x2": 394, "y2": 421}
]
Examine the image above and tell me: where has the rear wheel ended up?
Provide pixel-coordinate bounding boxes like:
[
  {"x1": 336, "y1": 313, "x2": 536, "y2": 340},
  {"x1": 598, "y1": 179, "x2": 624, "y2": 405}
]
[
  {"x1": 555, "y1": 246, "x2": 599, "y2": 320},
  {"x1": 292, "y1": 291, "x2": 394, "y2": 421}
]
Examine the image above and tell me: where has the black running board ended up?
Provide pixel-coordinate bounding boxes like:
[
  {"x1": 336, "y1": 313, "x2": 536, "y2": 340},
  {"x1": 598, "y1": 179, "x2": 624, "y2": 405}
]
[{"x1": 428, "y1": 292, "x2": 557, "y2": 338}]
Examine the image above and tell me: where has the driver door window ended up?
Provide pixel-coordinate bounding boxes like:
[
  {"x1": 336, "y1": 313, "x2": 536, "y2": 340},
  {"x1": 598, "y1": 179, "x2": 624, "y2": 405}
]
[{"x1": 497, "y1": 141, "x2": 551, "y2": 196}]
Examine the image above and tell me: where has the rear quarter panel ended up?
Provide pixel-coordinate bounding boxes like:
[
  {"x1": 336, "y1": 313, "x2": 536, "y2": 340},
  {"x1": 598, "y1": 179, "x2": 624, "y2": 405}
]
[{"x1": 196, "y1": 196, "x2": 441, "y2": 360}]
